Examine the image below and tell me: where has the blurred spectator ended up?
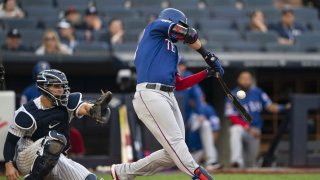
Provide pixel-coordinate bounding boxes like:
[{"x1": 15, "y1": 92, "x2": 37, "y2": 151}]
[
  {"x1": 225, "y1": 70, "x2": 289, "y2": 168},
  {"x1": 35, "y1": 29, "x2": 73, "y2": 55},
  {"x1": 108, "y1": 18, "x2": 124, "y2": 45},
  {"x1": 138, "y1": 14, "x2": 157, "y2": 42},
  {"x1": 176, "y1": 58, "x2": 222, "y2": 170},
  {"x1": 0, "y1": 0, "x2": 24, "y2": 18},
  {"x1": 57, "y1": 20, "x2": 77, "y2": 49},
  {"x1": 69, "y1": 127, "x2": 86, "y2": 157},
  {"x1": 275, "y1": 0, "x2": 303, "y2": 9},
  {"x1": 1, "y1": 28, "x2": 31, "y2": 51},
  {"x1": 78, "y1": 6, "x2": 104, "y2": 42},
  {"x1": 249, "y1": 10, "x2": 268, "y2": 33},
  {"x1": 187, "y1": 93, "x2": 222, "y2": 170},
  {"x1": 272, "y1": 8, "x2": 305, "y2": 45},
  {"x1": 20, "y1": 61, "x2": 51, "y2": 105},
  {"x1": 64, "y1": 7, "x2": 82, "y2": 29}
]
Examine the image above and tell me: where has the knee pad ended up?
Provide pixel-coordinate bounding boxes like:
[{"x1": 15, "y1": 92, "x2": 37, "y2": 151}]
[
  {"x1": 85, "y1": 174, "x2": 97, "y2": 180},
  {"x1": 27, "y1": 131, "x2": 67, "y2": 179},
  {"x1": 42, "y1": 130, "x2": 67, "y2": 156}
]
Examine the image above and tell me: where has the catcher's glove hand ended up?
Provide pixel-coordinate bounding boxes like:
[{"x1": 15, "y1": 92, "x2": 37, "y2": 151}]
[{"x1": 89, "y1": 90, "x2": 112, "y2": 124}]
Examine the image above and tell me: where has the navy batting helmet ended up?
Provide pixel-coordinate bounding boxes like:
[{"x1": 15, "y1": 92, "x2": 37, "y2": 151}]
[
  {"x1": 158, "y1": 8, "x2": 188, "y2": 27},
  {"x1": 36, "y1": 69, "x2": 70, "y2": 107}
]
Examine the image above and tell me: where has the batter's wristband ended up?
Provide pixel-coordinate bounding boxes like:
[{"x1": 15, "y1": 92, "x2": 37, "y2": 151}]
[
  {"x1": 196, "y1": 46, "x2": 209, "y2": 57},
  {"x1": 278, "y1": 104, "x2": 286, "y2": 112}
]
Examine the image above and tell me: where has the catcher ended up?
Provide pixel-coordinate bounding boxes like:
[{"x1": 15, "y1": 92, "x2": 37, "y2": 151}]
[{"x1": 3, "y1": 69, "x2": 112, "y2": 180}]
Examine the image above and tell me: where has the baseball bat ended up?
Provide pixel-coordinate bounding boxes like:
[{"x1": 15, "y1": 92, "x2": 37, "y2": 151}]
[
  {"x1": 204, "y1": 56, "x2": 252, "y2": 123},
  {"x1": 216, "y1": 73, "x2": 252, "y2": 123}
]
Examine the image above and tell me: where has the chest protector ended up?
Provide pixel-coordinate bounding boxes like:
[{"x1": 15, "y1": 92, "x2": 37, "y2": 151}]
[{"x1": 23, "y1": 101, "x2": 70, "y2": 147}]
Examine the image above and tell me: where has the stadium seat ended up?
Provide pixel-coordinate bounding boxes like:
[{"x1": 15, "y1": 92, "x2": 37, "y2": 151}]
[
  {"x1": 113, "y1": 43, "x2": 138, "y2": 52},
  {"x1": 226, "y1": 41, "x2": 261, "y2": 52},
  {"x1": 181, "y1": 8, "x2": 210, "y2": 20},
  {"x1": 169, "y1": 0, "x2": 199, "y2": 8},
  {"x1": 131, "y1": 0, "x2": 164, "y2": 7},
  {"x1": 233, "y1": 18, "x2": 250, "y2": 34},
  {"x1": 295, "y1": 33, "x2": 320, "y2": 52},
  {"x1": 245, "y1": 31, "x2": 278, "y2": 45},
  {"x1": 57, "y1": 0, "x2": 89, "y2": 9},
  {"x1": 95, "y1": 0, "x2": 124, "y2": 8},
  {"x1": 19, "y1": 29, "x2": 43, "y2": 45},
  {"x1": 294, "y1": 7, "x2": 319, "y2": 22},
  {"x1": 25, "y1": 6, "x2": 59, "y2": 19},
  {"x1": 205, "y1": 0, "x2": 235, "y2": 7},
  {"x1": 204, "y1": 41, "x2": 224, "y2": 52},
  {"x1": 3, "y1": 18, "x2": 38, "y2": 29},
  {"x1": 212, "y1": 7, "x2": 246, "y2": 20},
  {"x1": 242, "y1": 0, "x2": 274, "y2": 8},
  {"x1": 124, "y1": 29, "x2": 142, "y2": 43},
  {"x1": 74, "y1": 42, "x2": 110, "y2": 53},
  {"x1": 309, "y1": 20, "x2": 320, "y2": 31},
  {"x1": 39, "y1": 16, "x2": 61, "y2": 29},
  {"x1": 265, "y1": 42, "x2": 300, "y2": 52},
  {"x1": 198, "y1": 19, "x2": 233, "y2": 31},
  {"x1": 123, "y1": 18, "x2": 147, "y2": 31},
  {"x1": 206, "y1": 30, "x2": 242, "y2": 43},
  {"x1": 21, "y1": 0, "x2": 53, "y2": 8},
  {"x1": 103, "y1": 8, "x2": 139, "y2": 19},
  {"x1": 0, "y1": 31, "x2": 6, "y2": 43}
]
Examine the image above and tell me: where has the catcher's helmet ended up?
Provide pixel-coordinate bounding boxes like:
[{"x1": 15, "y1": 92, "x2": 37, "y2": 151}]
[
  {"x1": 32, "y1": 61, "x2": 51, "y2": 81},
  {"x1": 158, "y1": 8, "x2": 188, "y2": 27},
  {"x1": 36, "y1": 69, "x2": 70, "y2": 106}
]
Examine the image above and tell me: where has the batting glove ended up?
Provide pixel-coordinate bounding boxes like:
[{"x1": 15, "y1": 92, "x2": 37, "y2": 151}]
[{"x1": 204, "y1": 53, "x2": 224, "y2": 76}]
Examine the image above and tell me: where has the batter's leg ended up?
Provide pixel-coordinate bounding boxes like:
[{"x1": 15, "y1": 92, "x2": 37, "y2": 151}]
[{"x1": 114, "y1": 91, "x2": 198, "y2": 179}]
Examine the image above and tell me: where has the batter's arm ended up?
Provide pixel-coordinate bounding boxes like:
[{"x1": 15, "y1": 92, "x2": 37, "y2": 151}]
[{"x1": 4, "y1": 133, "x2": 20, "y2": 180}]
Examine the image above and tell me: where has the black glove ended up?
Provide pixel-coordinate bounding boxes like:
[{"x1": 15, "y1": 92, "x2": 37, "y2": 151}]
[{"x1": 89, "y1": 91, "x2": 112, "y2": 124}]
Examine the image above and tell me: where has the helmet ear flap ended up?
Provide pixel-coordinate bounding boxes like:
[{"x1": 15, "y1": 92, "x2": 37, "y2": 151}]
[{"x1": 178, "y1": 20, "x2": 189, "y2": 28}]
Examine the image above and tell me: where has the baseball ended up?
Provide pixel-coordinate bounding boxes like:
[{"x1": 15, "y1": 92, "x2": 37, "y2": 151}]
[{"x1": 236, "y1": 90, "x2": 246, "y2": 99}]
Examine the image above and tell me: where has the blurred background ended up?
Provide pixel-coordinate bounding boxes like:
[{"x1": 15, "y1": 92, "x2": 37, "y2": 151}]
[{"x1": 0, "y1": 0, "x2": 320, "y2": 173}]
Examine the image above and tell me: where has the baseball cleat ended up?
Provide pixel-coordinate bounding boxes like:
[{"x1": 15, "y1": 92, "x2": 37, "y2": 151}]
[
  {"x1": 111, "y1": 164, "x2": 119, "y2": 180},
  {"x1": 205, "y1": 162, "x2": 223, "y2": 171},
  {"x1": 193, "y1": 166, "x2": 213, "y2": 180}
]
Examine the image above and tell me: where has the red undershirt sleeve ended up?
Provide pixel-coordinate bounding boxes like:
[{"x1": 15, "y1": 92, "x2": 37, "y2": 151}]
[{"x1": 175, "y1": 70, "x2": 207, "y2": 91}]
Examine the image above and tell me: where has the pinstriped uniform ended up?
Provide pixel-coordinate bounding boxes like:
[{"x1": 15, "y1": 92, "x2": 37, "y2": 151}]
[{"x1": 9, "y1": 97, "x2": 92, "y2": 180}]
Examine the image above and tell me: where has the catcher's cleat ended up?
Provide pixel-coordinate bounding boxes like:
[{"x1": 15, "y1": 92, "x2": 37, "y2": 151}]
[{"x1": 111, "y1": 164, "x2": 119, "y2": 180}]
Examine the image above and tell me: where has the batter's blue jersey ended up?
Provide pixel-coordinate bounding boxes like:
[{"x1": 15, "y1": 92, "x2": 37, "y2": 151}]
[
  {"x1": 225, "y1": 86, "x2": 272, "y2": 129},
  {"x1": 135, "y1": 19, "x2": 179, "y2": 86}
]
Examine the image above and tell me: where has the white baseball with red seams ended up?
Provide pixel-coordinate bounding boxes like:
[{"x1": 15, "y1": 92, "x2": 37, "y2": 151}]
[{"x1": 236, "y1": 90, "x2": 246, "y2": 99}]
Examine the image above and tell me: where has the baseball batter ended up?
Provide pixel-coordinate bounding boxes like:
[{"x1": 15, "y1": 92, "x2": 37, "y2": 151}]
[
  {"x1": 3, "y1": 69, "x2": 112, "y2": 180},
  {"x1": 111, "y1": 8, "x2": 224, "y2": 180}
]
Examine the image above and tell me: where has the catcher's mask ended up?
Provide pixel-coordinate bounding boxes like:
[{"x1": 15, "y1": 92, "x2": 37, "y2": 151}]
[{"x1": 36, "y1": 69, "x2": 70, "y2": 107}]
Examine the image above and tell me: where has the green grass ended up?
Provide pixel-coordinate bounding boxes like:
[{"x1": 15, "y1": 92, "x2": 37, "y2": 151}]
[
  {"x1": 1, "y1": 173, "x2": 320, "y2": 180},
  {"x1": 96, "y1": 173, "x2": 320, "y2": 180}
]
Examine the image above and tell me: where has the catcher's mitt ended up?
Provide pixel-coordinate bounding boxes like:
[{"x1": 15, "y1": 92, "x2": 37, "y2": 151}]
[{"x1": 89, "y1": 90, "x2": 112, "y2": 124}]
